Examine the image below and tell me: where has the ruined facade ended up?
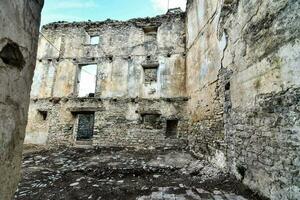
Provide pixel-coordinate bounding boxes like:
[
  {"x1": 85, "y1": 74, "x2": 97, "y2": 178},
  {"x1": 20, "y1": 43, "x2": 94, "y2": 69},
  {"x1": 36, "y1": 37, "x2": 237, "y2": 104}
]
[
  {"x1": 26, "y1": 10, "x2": 188, "y2": 148},
  {"x1": 25, "y1": 0, "x2": 299, "y2": 199},
  {"x1": 0, "y1": 0, "x2": 43, "y2": 199}
]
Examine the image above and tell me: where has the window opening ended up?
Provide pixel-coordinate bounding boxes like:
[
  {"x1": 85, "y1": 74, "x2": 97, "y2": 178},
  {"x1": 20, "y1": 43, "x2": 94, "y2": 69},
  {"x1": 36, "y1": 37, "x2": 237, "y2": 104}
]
[
  {"x1": 77, "y1": 64, "x2": 97, "y2": 97},
  {"x1": 38, "y1": 110, "x2": 48, "y2": 121},
  {"x1": 166, "y1": 120, "x2": 178, "y2": 137},
  {"x1": 142, "y1": 64, "x2": 159, "y2": 84},
  {"x1": 90, "y1": 36, "x2": 99, "y2": 45}
]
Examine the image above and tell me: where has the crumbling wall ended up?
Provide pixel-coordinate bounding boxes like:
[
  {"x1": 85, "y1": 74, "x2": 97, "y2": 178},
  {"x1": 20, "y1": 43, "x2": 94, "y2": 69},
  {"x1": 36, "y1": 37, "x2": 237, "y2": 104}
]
[
  {"x1": 221, "y1": 0, "x2": 300, "y2": 199},
  {"x1": 186, "y1": 0, "x2": 300, "y2": 199},
  {"x1": 26, "y1": 12, "x2": 188, "y2": 148},
  {"x1": 185, "y1": 0, "x2": 227, "y2": 168},
  {"x1": 0, "y1": 0, "x2": 43, "y2": 199},
  {"x1": 30, "y1": 12, "x2": 186, "y2": 99}
]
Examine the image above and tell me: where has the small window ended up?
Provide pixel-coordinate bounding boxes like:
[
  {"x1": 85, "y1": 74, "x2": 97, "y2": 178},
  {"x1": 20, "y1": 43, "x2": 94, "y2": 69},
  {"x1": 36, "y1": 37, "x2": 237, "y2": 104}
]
[
  {"x1": 144, "y1": 68, "x2": 158, "y2": 83},
  {"x1": 90, "y1": 36, "x2": 99, "y2": 45},
  {"x1": 38, "y1": 110, "x2": 48, "y2": 121},
  {"x1": 143, "y1": 26, "x2": 158, "y2": 35},
  {"x1": 141, "y1": 113, "x2": 161, "y2": 129},
  {"x1": 166, "y1": 120, "x2": 178, "y2": 137},
  {"x1": 142, "y1": 64, "x2": 159, "y2": 83},
  {"x1": 143, "y1": 26, "x2": 158, "y2": 42}
]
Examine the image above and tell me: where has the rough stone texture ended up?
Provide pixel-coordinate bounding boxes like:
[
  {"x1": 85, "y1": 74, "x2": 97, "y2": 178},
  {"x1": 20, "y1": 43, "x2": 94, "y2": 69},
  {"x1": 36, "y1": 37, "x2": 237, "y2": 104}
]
[
  {"x1": 14, "y1": 147, "x2": 264, "y2": 200},
  {"x1": 25, "y1": 11, "x2": 188, "y2": 148},
  {"x1": 0, "y1": 0, "x2": 43, "y2": 199},
  {"x1": 185, "y1": 0, "x2": 228, "y2": 168},
  {"x1": 186, "y1": 0, "x2": 300, "y2": 199},
  {"x1": 24, "y1": 1, "x2": 300, "y2": 199},
  {"x1": 27, "y1": 97, "x2": 188, "y2": 148}
]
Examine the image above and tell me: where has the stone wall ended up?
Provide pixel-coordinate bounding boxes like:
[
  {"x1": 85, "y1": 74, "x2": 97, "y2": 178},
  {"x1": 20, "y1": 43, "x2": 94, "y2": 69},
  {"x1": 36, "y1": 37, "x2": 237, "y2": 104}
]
[
  {"x1": 28, "y1": 97, "x2": 188, "y2": 148},
  {"x1": 185, "y1": 0, "x2": 227, "y2": 167},
  {"x1": 186, "y1": 0, "x2": 300, "y2": 199},
  {"x1": 0, "y1": 0, "x2": 43, "y2": 199},
  {"x1": 222, "y1": 0, "x2": 300, "y2": 199},
  {"x1": 26, "y1": 11, "x2": 188, "y2": 148},
  {"x1": 23, "y1": 1, "x2": 300, "y2": 199},
  {"x1": 30, "y1": 12, "x2": 186, "y2": 99}
]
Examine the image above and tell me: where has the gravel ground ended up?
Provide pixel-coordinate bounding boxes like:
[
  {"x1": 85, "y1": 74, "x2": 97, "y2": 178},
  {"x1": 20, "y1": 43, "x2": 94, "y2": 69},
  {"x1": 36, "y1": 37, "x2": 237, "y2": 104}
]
[{"x1": 14, "y1": 147, "x2": 267, "y2": 200}]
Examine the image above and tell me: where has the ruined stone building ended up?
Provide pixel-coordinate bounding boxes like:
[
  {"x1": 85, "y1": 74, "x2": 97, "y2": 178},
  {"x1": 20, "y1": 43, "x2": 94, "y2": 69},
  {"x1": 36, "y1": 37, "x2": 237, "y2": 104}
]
[
  {"x1": 25, "y1": 0, "x2": 300, "y2": 199},
  {"x1": 0, "y1": 0, "x2": 297, "y2": 199},
  {"x1": 25, "y1": 9, "x2": 188, "y2": 148}
]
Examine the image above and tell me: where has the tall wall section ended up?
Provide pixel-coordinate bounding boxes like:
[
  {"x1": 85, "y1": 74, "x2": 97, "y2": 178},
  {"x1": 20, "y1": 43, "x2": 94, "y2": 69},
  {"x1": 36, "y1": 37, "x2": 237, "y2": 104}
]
[
  {"x1": 186, "y1": 0, "x2": 300, "y2": 199},
  {"x1": 26, "y1": 12, "x2": 189, "y2": 148},
  {"x1": 0, "y1": 0, "x2": 43, "y2": 199}
]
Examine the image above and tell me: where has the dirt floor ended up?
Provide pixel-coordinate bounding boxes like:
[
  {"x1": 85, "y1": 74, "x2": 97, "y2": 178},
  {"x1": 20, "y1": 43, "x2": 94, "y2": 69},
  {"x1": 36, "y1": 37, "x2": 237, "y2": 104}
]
[{"x1": 14, "y1": 147, "x2": 267, "y2": 200}]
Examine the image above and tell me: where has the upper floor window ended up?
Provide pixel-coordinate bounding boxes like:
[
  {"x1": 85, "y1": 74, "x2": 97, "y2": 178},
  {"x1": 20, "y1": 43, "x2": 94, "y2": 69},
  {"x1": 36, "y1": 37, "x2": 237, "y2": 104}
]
[
  {"x1": 142, "y1": 63, "x2": 159, "y2": 84},
  {"x1": 90, "y1": 35, "x2": 99, "y2": 45},
  {"x1": 143, "y1": 26, "x2": 158, "y2": 42}
]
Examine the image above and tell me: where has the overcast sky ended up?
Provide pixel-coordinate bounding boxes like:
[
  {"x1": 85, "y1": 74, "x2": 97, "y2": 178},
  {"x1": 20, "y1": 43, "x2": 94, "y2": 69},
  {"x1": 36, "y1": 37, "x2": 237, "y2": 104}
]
[{"x1": 41, "y1": 0, "x2": 187, "y2": 26}]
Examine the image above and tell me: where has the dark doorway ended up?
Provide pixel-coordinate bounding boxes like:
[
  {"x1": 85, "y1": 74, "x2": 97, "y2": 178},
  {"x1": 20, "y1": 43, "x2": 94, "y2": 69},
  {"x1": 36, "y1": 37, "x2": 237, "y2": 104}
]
[
  {"x1": 76, "y1": 113, "x2": 94, "y2": 140},
  {"x1": 166, "y1": 120, "x2": 178, "y2": 137}
]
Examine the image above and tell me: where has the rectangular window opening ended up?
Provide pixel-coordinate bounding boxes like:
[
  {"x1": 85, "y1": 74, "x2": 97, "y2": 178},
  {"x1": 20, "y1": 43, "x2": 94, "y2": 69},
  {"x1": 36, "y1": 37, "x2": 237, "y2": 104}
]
[
  {"x1": 166, "y1": 120, "x2": 178, "y2": 138},
  {"x1": 143, "y1": 64, "x2": 159, "y2": 84},
  {"x1": 75, "y1": 112, "x2": 95, "y2": 141},
  {"x1": 143, "y1": 26, "x2": 158, "y2": 35},
  {"x1": 90, "y1": 36, "x2": 99, "y2": 45},
  {"x1": 77, "y1": 64, "x2": 97, "y2": 97},
  {"x1": 141, "y1": 113, "x2": 161, "y2": 129},
  {"x1": 143, "y1": 26, "x2": 158, "y2": 42}
]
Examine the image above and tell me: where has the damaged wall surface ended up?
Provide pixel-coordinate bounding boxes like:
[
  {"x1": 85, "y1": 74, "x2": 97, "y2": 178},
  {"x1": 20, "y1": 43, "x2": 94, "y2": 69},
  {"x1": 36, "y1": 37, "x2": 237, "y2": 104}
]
[
  {"x1": 0, "y1": 0, "x2": 43, "y2": 199},
  {"x1": 26, "y1": 11, "x2": 188, "y2": 148},
  {"x1": 186, "y1": 0, "x2": 300, "y2": 199},
  {"x1": 24, "y1": 0, "x2": 300, "y2": 199}
]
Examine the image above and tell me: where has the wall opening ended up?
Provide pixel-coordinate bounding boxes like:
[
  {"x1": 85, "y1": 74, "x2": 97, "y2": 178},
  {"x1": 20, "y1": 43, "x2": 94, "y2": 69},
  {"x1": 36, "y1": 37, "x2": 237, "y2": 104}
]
[
  {"x1": 143, "y1": 26, "x2": 158, "y2": 42},
  {"x1": 77, "y1": 64, "x2": 97, "y2": 97},
  {"x1": 225, "y1": 82, "x2": 230, "y2": 91},
  {"x1": 38, "y1": 110, "x2": 48, "y2": 121},
  {"x1": 142, "y1": 64, "x2": 159, "y2": 84},
  {"x1": 90, "y1": 35, "x2": 99, "y2": 45},
  {"x1": 75, "y1": 112, "x2": 95, "y2": 140},
  {"x1": 141, "y1": 113, "x2": 161, "y2": 129},
  {"x1": 166, "y1": 120, "x2": 178, "y2": 137},
  {"x1": 0, "y1": 41, "x2": 25, "y2": 69}
]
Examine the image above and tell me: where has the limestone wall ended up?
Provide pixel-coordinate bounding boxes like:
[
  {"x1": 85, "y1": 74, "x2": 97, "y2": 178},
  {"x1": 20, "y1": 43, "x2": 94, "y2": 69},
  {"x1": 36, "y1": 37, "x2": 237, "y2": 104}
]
[
  {"x1": 186, "y1": 0, "x2": 300, "y2": 199},
  {"x1": 26, "y1": 12, "x2": 188, "y2": 148},
  {"x1": 222, "y1": 0, "x2": 300, "y2": 199},
  {"x1": 185, "y1": 0, "x2": 227, "y2": 166},
  {"x1": 30, "y1": 12, "x2": 186, "y2": 99},
  {"x1": 0, "y1": 0, "x2": 43, "y2": 199}
]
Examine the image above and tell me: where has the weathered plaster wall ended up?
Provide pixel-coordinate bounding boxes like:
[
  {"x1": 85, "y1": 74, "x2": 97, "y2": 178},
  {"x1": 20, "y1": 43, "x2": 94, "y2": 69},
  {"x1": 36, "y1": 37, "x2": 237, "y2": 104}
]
[
  {"x1": 186, "y1": 0, "x2": 300, "y2": 199},
  {"x1": 185, "y1": 0, "x2": 227, "y2": 166},
  {"x1": 26, "y1": 12, "x2": 188, "y2": 148},
  {"x1": 30, "y1": 12, "x2": 186, "y2": 99},
  {"x1": 0, "y1": 0, "x2": 43, "y2": 199},
  {"x1": 221, "y1": 0, "x2": 300, "y2": 199}
]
